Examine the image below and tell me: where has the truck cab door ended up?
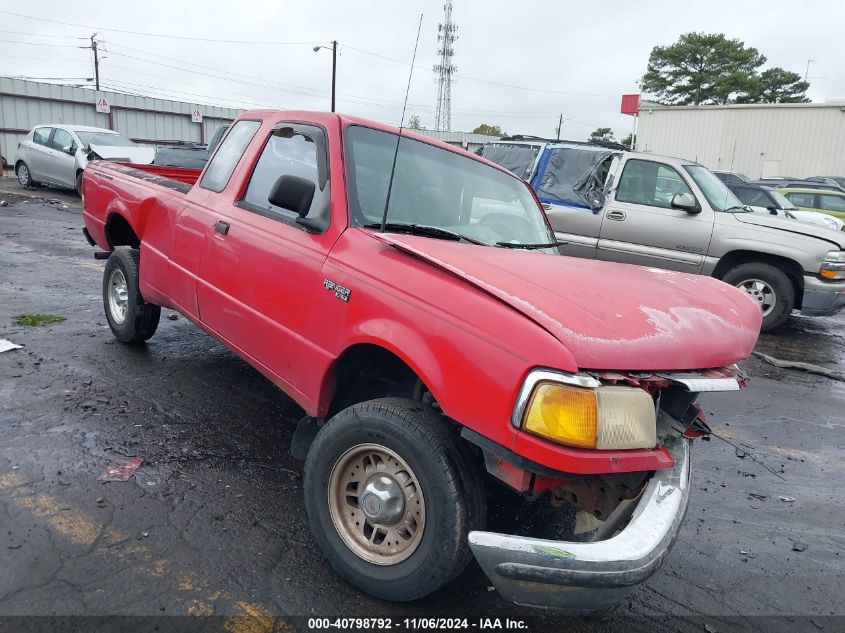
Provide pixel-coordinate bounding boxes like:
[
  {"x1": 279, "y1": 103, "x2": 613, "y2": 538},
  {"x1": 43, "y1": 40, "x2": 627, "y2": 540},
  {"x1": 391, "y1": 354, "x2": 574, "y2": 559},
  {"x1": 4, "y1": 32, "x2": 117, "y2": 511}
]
[
  {"x1": 598, "y1": 157, "x2": 714, "y2": 274},
  {"x1": 196, "y1": 122, "x2": 336, "y2": 390}
]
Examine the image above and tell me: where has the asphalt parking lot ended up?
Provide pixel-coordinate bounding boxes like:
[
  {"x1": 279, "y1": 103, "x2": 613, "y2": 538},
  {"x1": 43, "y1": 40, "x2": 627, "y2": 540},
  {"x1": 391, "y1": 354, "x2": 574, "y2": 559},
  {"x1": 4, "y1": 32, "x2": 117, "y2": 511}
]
[{"x1": 1, "y1": 180, "x2": 844, "y2": 632}]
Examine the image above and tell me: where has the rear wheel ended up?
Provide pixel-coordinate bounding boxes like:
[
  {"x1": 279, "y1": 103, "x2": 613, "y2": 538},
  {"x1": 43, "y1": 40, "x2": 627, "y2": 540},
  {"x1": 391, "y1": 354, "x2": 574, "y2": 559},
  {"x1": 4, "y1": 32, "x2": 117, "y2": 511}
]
[
  {"x1": 16, "y1": 161, "x2": 38, "y2": 188},
  {"x1": 75, "y1": 170, "x2": 84, "y2": 197},
  {"x1": 102, "y1": 247, "x2": 160, "y2": 343},
  {"x1": 303, "y1": 398, "x2": 484, "y2": 601},
  {"x1": 722, "y1": 262, "x2": 794, "y2": 331}
]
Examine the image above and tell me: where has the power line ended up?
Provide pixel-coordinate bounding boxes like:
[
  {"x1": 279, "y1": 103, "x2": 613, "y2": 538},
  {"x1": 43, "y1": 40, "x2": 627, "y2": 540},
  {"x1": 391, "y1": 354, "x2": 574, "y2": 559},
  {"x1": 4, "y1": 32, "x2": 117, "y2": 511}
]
[{"x1": 0, "y1": 10, "x2": 316, "y2": 45}]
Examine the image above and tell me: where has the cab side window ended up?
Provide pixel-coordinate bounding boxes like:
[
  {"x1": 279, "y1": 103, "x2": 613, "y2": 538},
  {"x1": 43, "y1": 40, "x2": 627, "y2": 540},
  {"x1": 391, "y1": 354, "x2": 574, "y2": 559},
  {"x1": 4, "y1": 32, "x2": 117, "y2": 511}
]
[
  {"x1": 199, "y1": 120, "x2": 261, "y2": 192},
  {"x1": 241, "y1": 124, "x2": 329, "y2": 225},
  {"x1": 33, "y1": 128, "x2": 52, "y2": 147},
  {"x1": 820, "y1": 194, "x2": 845, "y2": 212},
  {"x1": 616, "y1": 159, "x2": 693, "y2": 208}
]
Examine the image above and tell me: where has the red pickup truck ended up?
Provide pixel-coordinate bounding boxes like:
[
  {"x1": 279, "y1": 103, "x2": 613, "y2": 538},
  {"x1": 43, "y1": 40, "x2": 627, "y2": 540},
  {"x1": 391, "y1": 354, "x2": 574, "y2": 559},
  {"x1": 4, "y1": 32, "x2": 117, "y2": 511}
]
[{"x1": 81, "y1": 109, "x2": 761, "y2": 615}]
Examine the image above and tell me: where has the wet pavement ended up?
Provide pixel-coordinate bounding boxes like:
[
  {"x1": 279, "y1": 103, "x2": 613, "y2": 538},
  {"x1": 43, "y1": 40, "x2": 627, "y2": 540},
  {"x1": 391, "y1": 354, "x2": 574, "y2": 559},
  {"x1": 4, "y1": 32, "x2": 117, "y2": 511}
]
[{"x1": 1, "y1": 189, "x2": 844, "y2": 632}]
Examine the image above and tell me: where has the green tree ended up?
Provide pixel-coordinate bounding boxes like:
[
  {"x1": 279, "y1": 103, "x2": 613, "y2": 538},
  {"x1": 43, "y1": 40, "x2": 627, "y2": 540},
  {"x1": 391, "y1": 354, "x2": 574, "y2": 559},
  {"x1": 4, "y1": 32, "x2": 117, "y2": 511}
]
[
  {"x1": 620, "y1": 133, "x2": 633, "y2": 149},
  {"x1": 641, "y1": 32, "x2": 766, "y2": 105},
  {"x1": 589, "y1": 127, "x2": 615, "y2": 144},
  {"x1": 407, "y1": 114, "x2": 422, "y2": 129},
  {"x1": 739, "y1": 67, "x2": 810, "y2": 103},
  {"x1": 472, "y1": 123, "x2": 504, "y2": 137}
]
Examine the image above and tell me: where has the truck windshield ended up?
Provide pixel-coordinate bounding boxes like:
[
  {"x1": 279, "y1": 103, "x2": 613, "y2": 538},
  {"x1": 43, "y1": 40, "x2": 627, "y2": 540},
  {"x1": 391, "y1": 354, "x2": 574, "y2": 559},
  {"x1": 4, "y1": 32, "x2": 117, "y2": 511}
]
[
  {"x1": 477, "y1": 143, "x2": 540, "y2": 180},
  {"x1": 345, "y1": 125, "x2": 555, "y2": 248},
  {"x1": 684, "y1": 165, "x2": 747, "y2": 212}
]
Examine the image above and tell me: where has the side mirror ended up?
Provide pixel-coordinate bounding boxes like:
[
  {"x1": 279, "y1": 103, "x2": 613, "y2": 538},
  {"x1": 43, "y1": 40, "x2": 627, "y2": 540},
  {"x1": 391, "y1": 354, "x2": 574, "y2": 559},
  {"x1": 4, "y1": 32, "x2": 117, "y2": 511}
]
[
  {"x1": 671, "y1": 192, "x2": 700, "y2": 213},
  {"x1": 766, "y1": 205, "x2": 778, "y2": 214},
  {"x1": 268, "y1": 174, "x2": 315, "y2": 218}
]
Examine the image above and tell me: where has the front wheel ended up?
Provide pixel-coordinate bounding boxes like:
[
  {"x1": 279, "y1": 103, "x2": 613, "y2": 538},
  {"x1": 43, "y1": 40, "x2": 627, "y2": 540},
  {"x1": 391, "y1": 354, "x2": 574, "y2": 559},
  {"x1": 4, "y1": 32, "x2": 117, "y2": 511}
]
[
  {"x1": 303, "y1": 398, "x2": 485, "y2": 602},
  {"x1": 722, "y1": 262, "x2": 795, "y2": 331},
  {"x1": 102, "y1": 247, "x2": 161, "y2": 343}
]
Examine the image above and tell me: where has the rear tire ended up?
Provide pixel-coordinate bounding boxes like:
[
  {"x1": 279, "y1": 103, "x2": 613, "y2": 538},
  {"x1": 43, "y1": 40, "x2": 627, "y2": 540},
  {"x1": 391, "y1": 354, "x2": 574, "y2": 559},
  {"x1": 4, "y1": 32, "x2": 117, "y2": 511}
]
[
  {"x1": 303, "y1": 398, "x2": 485, "y2": 602},
  {"x1": 722, "y1": 262, "x2": 794, "y2": 331},
  {"x1": 16, "y1": 161, "x2": 38, "y2": 188},
  {"x1": 103, "y1": 247, "x2": 160, "y2": 343},
  {"x1": 75, "y1": 170, "x2": 84, "y2": 197}
]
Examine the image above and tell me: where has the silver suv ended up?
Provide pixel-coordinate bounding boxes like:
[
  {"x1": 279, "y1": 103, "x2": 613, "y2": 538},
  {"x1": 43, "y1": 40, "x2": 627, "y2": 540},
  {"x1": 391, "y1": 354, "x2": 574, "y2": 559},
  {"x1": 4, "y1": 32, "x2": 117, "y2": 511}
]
[{"x1": 480, "y1": 142, "x2": 845, "y2": 331}]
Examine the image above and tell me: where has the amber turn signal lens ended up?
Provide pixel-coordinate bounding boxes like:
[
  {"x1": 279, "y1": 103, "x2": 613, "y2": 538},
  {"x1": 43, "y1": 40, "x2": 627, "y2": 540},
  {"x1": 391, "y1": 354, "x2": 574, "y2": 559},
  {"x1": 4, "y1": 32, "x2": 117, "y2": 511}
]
[{"x1": 523, "y1": 382, "x2": 597, "y2": 449}]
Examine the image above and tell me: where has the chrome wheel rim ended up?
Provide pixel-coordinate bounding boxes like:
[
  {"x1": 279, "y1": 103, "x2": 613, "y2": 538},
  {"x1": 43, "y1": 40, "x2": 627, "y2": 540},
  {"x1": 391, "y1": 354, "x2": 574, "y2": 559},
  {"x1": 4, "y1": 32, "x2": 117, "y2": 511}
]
[
  {"x1": 737, "y1": 278, "x2": 776, "y2": 316},
  {"x1": 17, "y1": 164, "x2": 29, "y2": 185},
  {"x1": 328, "y1": 443, "x2": 425, "y2": 565},
  {"x1": 107, "y1": 268, "x2": 129, "y2": 325}
]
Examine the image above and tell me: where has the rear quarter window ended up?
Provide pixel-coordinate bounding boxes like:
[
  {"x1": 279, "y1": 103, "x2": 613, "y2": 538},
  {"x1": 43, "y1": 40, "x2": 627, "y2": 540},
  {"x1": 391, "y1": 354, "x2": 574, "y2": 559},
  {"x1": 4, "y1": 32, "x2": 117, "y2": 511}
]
[{"x1": 199, "y1": 120, "x2": 261, "y2": 192}]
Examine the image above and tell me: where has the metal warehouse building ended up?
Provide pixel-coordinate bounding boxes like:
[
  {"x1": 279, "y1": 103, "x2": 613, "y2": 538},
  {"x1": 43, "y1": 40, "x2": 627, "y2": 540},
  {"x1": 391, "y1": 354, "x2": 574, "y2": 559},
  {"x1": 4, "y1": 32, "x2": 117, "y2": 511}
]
[
  {"x1": 0, "y1": 78, "x2": 239, "y2": 169},
  {"x1": 634, "y1": 101, "x2": 845, "y2": 179}
]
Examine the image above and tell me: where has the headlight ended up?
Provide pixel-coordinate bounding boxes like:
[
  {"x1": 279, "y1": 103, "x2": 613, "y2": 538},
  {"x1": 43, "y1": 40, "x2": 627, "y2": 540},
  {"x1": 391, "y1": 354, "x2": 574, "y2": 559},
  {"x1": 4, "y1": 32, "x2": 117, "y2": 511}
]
[
  {"x1": 820, "y1": 251, "x2": 845, "y2": 280},
  {"x1": 516, "y1": 372, "x2": 657, "y2": 450}
]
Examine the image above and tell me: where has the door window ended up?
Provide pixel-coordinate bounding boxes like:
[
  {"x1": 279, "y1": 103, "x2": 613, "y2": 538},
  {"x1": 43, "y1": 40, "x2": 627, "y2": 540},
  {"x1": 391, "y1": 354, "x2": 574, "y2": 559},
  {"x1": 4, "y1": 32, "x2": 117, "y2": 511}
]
[
  {"x1": 820, "y1": 194, "x2": 845, "y2": 212},
  {"x1": 199, "y1": 120, "x2": 261, "y2": 192},
  {"x1": 616, "y1": 159, "x2": 693, "y2": 208},
  {"x1": 33, "y1": 128, "x2": 52, "y2": 147},
  {"x1": 50, "y1": 129, "x2": 74, "y2": 153},
  {"x1": 786, "y1": 192, "x2": 816, "y2": 207},
  {"x1": 241, "y1": 124, "x2": 329, "y2": 223}
]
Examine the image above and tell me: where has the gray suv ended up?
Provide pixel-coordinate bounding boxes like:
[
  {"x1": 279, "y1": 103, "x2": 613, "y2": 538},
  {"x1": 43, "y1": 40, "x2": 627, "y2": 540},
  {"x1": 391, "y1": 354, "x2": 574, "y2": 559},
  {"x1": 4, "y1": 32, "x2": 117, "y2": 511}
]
[{"x1": 545, "y1": 151, "x2": 845, "y2": 331}]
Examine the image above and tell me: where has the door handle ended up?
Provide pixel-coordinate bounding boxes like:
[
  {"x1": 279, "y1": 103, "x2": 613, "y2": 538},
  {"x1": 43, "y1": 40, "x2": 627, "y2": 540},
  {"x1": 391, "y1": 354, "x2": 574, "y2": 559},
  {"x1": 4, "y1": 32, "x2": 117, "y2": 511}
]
[
  {"x1": 606, "y1": 210, "x2": 626, "y2": 221},
  {"x1": 213, "y1": 220, "x2": 230, "y2": 235}
]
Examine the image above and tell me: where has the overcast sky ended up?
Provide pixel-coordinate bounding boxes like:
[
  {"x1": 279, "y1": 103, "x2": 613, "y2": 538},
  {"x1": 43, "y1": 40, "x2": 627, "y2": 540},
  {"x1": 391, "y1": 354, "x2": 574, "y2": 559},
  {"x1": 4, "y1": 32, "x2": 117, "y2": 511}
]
[{"x1": 1, "y1": 0, "x2": 842, "y2": 141}]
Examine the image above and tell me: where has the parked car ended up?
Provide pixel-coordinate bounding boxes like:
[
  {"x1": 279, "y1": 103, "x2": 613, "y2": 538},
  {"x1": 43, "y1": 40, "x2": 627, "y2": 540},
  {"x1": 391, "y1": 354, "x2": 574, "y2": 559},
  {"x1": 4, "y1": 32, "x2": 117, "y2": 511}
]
[
  {"x1": 15, "y1": 125, "x2": 155, "y2": 195},
  {"x1": 152, "y1": 124, "x2": 229, "y2": 168},
  {"x1": 751, "y1": 178, "x2": 843, "y2": 192},
  {"x1": 480, "y1": 142, "x2": 845, "y2": 330},
  {"x1": 712, "y1": 170, "x2": 750, "y2": 184},
  {"x1": 806, "y1": 176, "x2": 845, "y2": 190},
  {"x1": 727, "y1": 182, "x2": 845, "y2": 231},
  {"x1": 780, "y1": 187, "x2": 845, "y2": 221},
  {"x1": 81, "y1": 109, "x2": 761, "y2": 615}
]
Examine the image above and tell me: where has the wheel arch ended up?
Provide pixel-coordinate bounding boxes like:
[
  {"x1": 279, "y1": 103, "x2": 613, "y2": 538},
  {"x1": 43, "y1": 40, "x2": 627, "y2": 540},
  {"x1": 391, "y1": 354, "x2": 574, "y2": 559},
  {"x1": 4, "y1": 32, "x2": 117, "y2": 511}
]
[
  {"x1": 712, "y1": 250, "x2": 805, "y2": 308},
  {"x1": 318, "y1": 335, "x2": 442, "y2": 419},
  {"x1": 104, "y1": 211, "x2": 141, "y2": 250}
]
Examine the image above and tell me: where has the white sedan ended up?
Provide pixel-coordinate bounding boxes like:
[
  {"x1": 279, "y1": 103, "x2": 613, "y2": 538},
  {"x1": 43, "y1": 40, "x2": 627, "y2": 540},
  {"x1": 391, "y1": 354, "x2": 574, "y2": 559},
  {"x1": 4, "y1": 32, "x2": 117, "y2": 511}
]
[{"x1": 15, "y1": 124, "x2": 155, "y2": 195}]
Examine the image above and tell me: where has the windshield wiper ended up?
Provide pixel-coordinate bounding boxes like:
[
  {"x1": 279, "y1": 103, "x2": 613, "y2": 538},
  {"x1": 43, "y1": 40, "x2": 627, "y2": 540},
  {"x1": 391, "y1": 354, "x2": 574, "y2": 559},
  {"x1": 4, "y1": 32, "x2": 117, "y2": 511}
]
[
  {"x1": 495, "y1": 240, "x2": 565, "y2": 250},
  {"x1": 724, "y1": 205, "x2": 752, "y2": 213},
  {"x1": 362, "y1": 222, "x2": 487, "y2": 245}
]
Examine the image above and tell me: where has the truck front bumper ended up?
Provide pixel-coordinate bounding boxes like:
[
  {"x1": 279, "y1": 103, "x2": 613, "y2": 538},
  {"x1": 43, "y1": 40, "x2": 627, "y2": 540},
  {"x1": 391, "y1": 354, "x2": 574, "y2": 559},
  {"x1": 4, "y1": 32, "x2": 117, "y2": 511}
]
[
  {"x1": 801, "y1": 276, "x2": 845, "y2": 317},
  {"x1": 468, "y1": 434, "x2": 691, "y2": 615}
]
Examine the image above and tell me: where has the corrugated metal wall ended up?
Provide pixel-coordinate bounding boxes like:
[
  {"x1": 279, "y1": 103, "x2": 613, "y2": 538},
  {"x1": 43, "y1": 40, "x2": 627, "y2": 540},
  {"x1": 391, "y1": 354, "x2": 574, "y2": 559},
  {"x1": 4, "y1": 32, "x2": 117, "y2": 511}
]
[
  {"x1": 635, "y1": 102, "x2": 845, "y2": 179},
  {"x1": 0, "y1": 78, "x2": 240, "y2": 167}
]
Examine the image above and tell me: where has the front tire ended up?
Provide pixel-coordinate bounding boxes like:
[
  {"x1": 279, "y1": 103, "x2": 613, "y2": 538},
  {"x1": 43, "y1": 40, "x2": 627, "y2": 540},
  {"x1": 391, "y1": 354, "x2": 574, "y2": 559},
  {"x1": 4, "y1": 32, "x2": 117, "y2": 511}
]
[
  {"x1": 102, "y1": 247, "x2": 160, "y2": 343},
  {"x1": 722, "y1": 262, "x2": 794, "y2": 331},
  {"x1": 75, "y1": 170, "x2": 84, "y2": 197},
  {"x1": 303, "y1": 398, "x2": 484, "y2": 602}
]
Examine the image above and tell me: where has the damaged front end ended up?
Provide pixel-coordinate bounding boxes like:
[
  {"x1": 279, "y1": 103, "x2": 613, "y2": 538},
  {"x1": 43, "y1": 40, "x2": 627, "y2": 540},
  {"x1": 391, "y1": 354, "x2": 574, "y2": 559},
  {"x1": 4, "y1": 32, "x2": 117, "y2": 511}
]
[{"x1": 466, "y1": 366, "x2": 743, "y2": 615}]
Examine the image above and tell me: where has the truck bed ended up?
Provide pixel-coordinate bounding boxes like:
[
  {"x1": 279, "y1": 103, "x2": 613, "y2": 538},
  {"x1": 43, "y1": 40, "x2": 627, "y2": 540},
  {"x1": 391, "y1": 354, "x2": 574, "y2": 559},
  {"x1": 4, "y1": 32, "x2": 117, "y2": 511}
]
[{"x1": 104, "y1": 161, "x2": 203, "y2": 192}]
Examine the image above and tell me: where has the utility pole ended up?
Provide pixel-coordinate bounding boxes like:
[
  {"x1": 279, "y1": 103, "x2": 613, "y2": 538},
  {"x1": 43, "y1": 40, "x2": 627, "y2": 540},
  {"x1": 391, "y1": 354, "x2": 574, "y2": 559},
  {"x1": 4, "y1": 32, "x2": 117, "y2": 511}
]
[
  {"x1": 804, "y1": 59, "x2": 816, "y2": 82},
  {"x1": 556, "y1": 114, "x2": 563, "y2": 141},
  {"x1": 91, "y1": 33, "x2": 100, "y2": 90}
]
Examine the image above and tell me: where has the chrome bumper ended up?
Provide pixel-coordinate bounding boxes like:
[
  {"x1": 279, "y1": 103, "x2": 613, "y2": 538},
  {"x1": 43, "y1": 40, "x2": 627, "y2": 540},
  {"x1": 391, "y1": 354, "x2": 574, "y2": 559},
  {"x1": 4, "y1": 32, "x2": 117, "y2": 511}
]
[{"x1": 468, "y1": 435, "x2": 691, "y2": 615}]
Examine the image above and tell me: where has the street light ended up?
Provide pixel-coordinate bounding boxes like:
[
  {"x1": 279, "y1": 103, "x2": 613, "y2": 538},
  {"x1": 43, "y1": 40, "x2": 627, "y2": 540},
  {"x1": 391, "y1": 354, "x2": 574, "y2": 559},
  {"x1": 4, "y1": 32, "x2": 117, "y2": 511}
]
[{"x1": 313, "y1": 41, "x2": 337, "y2": 112}]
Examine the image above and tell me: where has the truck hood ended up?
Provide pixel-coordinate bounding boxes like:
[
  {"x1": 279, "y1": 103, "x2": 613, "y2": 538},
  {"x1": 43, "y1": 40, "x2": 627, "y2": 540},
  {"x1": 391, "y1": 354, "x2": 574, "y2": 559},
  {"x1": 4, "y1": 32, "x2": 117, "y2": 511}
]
[
  {"x1": 89, "y1": 145, "x2": 155, "y2": 165},
  {"x1": 733, "y1": 211, "x2": 845, "y2": 248},
  {"x1": 373, "y1": 233, "x2": 761, "y2": 371}
]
